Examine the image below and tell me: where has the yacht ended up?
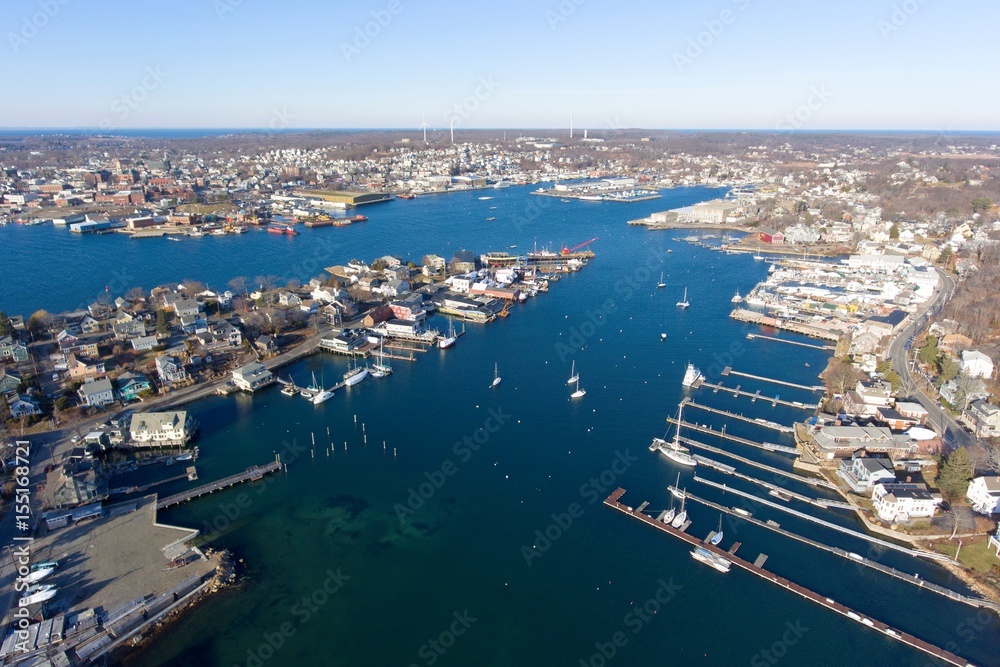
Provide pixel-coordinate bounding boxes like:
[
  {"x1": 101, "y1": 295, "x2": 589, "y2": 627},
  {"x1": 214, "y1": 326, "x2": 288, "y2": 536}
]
[
  {"x1": 657, "y1": 272, "x2": 666, "y2": 289},
  {"x1": 654, "y1": 403, "x2": 697, "y2": 467},
  {"x1": 681, "y1": 363, "x2": 702, "y2": 388},
  {"x1": 311, "y1": 372, "x2": 334, "y2": 403},
  {"x1": 343, "y1": 364, "x2": 368, "y2": 386},
  {"x1": 731, "y1": 289, "x2": 742, "y2": 303},
  {"x1": 690, "y1": 546, "x2": 731, "y2": 573},
  {"x1": 490, "y1": 362, "x2": 501, "y2": 388},
  {"x1": 676, "y1": 287, "x2": 689, "y2": 309},
  {"x1": 438, "y1": 320, "x2": 458, "y2": 349},
  {"x1": 753, "y1": 253, "x2": 763, "y2": 261},
  {"x1": 567, "y1": 360, "x2": 579, "y2": 385}
]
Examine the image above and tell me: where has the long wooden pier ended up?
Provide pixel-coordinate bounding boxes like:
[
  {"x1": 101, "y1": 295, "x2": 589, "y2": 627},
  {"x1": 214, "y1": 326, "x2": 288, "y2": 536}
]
[
  {"x1": 668, "y1": 418, "x2": 800, "y2": 456},
  {"x1": 721, "y1": 367, "x2": 825, "y2": 392},
  {"x1": 678, "y1": 489, "x2": 1000, "y2": 613},
  {"x1": 604, "y1": 488, "x2": 975, "y2": 667},
  {"x1": 681, "y1": 398, "x2": 793, "y2": 433},
  {"x1": 679, "y1": 436, "x2": 836, "y2": 489},
  {"x1": 745, "y1": 332, "x2": 836, "y2": 351},
  {"x1": 693, "y1": 465, "x2": 853, "y2": 510},
  {"x1": 694, "y1": 380, "x2": 819, "y2": 410},
  {"x1": 156, "y1": 460, "x2": 281, "y2": 510}
]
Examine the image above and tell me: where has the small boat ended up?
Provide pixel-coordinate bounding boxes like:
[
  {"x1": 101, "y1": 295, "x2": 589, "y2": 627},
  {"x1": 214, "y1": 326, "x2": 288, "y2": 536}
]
[
  {"x1": 710, "y1": 515, "x2": 724, "y2": 545},
  {"x1": 670, "y1": 495, "x2": 688, "y2": 528},
  {"x1": 567, "y1": 360, "x2": 579, "y2": 385},
  {"x1": 19, "y1": 586, "x2": 57, "y2": 607},
  {"x1": 570, "y1": 375, "x2": 586, "y2": 399},
  {"x1": 490, "y1": 362, "x2": 501, "y2": 388},
  {"x1": 657, "y1": 272, "x2": 666, "y2": 289},
  {"x1": 753, "y1": 253, "x2": 763, "y2": 261},
  {"x1": 343, "y1": 364, "x2": 368, "y2": 387},
  {"x1": 30, "y1": 561, "x2": 58, "y2": 572},
  {"x1": 166, "y1": 236, "x2": 181, "y2": 242},
  {"x1": 485, "y1": 217, "x2": 496, "y2": 221},
  {"x1": 24, "y1": 567, "x2": 55, "y2": 584},
  {"x1": 312, "y1": 388, "x2": 334, "y2": 404},
  {"x1": 731, "y1": 289, "x2": 742, "y2": 303},
  {"x1": 478, "y1": 196, "x2": 493, "y2": 201},
  {"x1": 676, "y1": 287, "x2": 689, "y2": 309},
  {"x1": 669, "y1": 473, "x2": 686, "y2": 500},
  {"x1": 660, "y1": 333, "x2": 667, "y2": 341},
  {"x1": 662, "y1": 499, "x2": 676, "y2": 525},
  {"x1": 188, "y1": 229, "x2": 204, "y2": 237},
  {"x1": 690, "y1": 546, "x2": 731, "y2": 573},
  {"x1": 681, "y1": 363, "x2": 702, "y2": 388},
  {"x1": 397, "y1": 193, "x2": 417, "y2": 199},
  {"x1": 438, "y1": 321, "x2": 457, "y2": 349}
]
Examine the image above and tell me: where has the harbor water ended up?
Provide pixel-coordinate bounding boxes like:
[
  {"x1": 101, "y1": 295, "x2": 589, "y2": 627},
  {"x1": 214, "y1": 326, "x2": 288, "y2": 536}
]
[{"x1": 3, "y1": 187, "x2": 996, "y2": 665}]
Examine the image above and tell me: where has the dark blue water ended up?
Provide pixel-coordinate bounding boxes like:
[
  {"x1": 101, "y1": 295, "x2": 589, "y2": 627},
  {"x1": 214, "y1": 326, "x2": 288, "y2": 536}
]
[{"x1": 10, "y1": 187, "x2": 995, "y2": 666}]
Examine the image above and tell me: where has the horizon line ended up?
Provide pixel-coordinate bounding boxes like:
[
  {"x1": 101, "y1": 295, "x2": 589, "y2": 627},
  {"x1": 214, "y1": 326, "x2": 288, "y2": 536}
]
[{"x1": 1, "y1": 127, "x2": 999, "y2": 135}]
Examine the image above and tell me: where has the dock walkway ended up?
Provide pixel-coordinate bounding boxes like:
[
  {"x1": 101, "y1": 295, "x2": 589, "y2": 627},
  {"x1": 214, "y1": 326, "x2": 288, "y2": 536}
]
[
  {"x1": 677, "y1": 436, "x2": 836, "y2": 489},
  {"x1": 722, "y1": 367, "x2": 825, "y2": 392},
  {"x1": 157, "y1": 460, "x2": 281, "y2": 510},
  {"x1": 745, "y1": 332, "x2": 836, "y2": 351},
  {"x1": 604, "y1": 488, "x2": 975, "y2": 667},
  {"x1": 682, "y1": 398, "x2": 793, "y2": 433},
  {"x1": 693, "y1": 466, "x2": 852, "y2": 510},
  {"x1": 694, "y1": 380, "x2": 819, "y2": 410},
  {"x1": 668, "y1": 418, "x2": 800, "y2": 456}
]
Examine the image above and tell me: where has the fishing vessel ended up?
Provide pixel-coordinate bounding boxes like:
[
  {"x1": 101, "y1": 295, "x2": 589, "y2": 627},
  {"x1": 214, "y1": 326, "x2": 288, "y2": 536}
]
[
  {"x1": 690, "y1": 546, "x2": 731, "y2": 573},
  {"x1": 676, "y1": 287, "x2": 690, "y2": 309},
  {"x1": 710, "y1": 515, "x2": 724, "y2": 545},
  {"x1": 490, "y1": 363, "x2": 501, "y2": 388},
  {"x1": 731, "y1": 289, "x2": 742, "y2": 303},
  {"x1": 657, "y1": 272, "x2": 666, "y2": 289},
  {"x1": 343, "y1": 364, "x2": 368, "y2": 386},
  {"x1": 681, "y1": 363, "x2": 702, "y2": 388},
  {"x1": 567, "y1": 360, "x2": 579, "y2": 385}
]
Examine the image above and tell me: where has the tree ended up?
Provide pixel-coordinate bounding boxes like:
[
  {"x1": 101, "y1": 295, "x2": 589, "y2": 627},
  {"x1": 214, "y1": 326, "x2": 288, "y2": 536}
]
[
  {"x1": 229, "y1": 276, "x2": 249, "y2": 297},
  {"x1": 937, "y1": 448, "x2": 973, "y2": 502},
  {"x1": 889, "y1": 223, "x2": 899, "y2": 240},
  {"x1": 54, "y1": 396, "x2": 73, "y2": 411},
  {"x1": 156, "y1": 309, "x2": 172, "y2": 336},
  {"x1": 823, "y1": 357, "x2": 863, "y2": 397},
  {"x1": 938, "y1": 357, "x2": 959, "y2": 384},
  {"x1": 27, "y1": 309, "x2": 52, "y2": 337},
  {"x1": 125, "y1": 286, "x2": 146, "y2": 302},
  {"x1": 181, "y1": 279, "x2": 205, "y2": 295},
  {"x1": 971, "y1": 197, "x2": 993, "y2": 214},
  {"x1": 0, "y1": 311, "x2": 13, "y2": 337},
  {"x1": 918, "y1": 341, "x2": 940, "y2": 366},
  {"x1": 939, "y1": 246, "x2": 953, "y2": 265}
]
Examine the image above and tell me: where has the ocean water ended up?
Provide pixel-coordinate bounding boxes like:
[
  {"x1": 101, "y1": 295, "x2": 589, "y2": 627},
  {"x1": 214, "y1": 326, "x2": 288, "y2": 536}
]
[{"x1": 7, "y1": 187, "x2": 996, "y2": 665}]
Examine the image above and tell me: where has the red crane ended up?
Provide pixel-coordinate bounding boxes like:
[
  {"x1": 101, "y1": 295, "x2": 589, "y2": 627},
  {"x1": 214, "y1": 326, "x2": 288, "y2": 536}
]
[{"x1": 562, "y1": 236, "x2": 598, "y2": 254}]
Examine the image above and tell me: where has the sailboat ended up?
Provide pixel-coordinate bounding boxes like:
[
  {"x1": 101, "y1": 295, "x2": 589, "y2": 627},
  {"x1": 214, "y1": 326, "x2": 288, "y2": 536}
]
[
  {"x1": 438, "y1": 319, "x2": 457, "y2": 349},
  {"x1": 490, "y1": 362, "x2": 501, "y2": 388},
  {"x1": 676, "y1": 287, "x2": 689, "y2": 309},
  {"x1": 567, "y1": 360, "x2": 579, "y2": 385},
  {"x1": 710, "y1": 515, "x2": 724, "y2": 545},
  {"x1": 654, "y1": 404, "x2": 697, "y2": 467},
  {"x1": 662, "y1": 497, "x2": 676, "y2": 525},
  {"x1": 370, "y1": 338, "x2": 393, "y2": 377},
  {"x1": 670, "y1": 494, "x2": 688, "y2": 528},
  {"x1": 343, "y1": 360, "x2": 368, "y2": 386},
  {"x1": 571, "y1": 374, "x2": 586, "y2": 399},
  {"x1": 657, "y1": 272, "x2": 666, "y2": 289}
]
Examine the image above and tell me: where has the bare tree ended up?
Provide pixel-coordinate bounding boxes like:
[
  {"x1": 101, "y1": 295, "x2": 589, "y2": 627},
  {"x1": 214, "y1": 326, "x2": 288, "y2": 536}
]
[
  {"x1": 229, "y1": 276, "x2": 249, "y2": 297},
  {"x1": 822, "y1": 358, "x2": 864, "y2": 397},
  {"x1": 125, "y1": 286, "x2": 146, "y2": 303}
]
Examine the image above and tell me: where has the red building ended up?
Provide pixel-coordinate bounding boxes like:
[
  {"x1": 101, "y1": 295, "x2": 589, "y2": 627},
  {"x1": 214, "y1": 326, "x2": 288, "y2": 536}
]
[{"x1": 759, "y1": 228, "x2": 785, "y2": 244}]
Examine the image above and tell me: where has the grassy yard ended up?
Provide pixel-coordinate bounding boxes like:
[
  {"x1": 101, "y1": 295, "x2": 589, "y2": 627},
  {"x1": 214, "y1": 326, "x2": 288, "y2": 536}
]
[{"x1": 935, "y1": 539, "x2": 999, "y2": 575}]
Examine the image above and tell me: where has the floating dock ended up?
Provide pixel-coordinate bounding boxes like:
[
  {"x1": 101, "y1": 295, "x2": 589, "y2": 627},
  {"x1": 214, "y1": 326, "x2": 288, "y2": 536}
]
[
  {"x1": 156, "y1": 460, "x2": 281, "y2": 510},
  {"x1": 604, "y1": 488, "x2": 974, "y2": 667},
  {"x1": 693, "y1": 463, "x2": 851, "y2": 510},
  {"x1": 681, "y1": 398, "x2": 793, "y2": 433},
  {"x1": 667, "y1": 418, "x2": 800, "y2": 456},
  {"x1": 721, "y1": 367, "x2": 825, "y2": 392},
  {"x1": 678, "y1": 436, "x2": 836, "y2": 489},
  {"x1": 745, "y1": 332, "x2": 836, "y2": 351},
  {"x1": 694, "y1": 379, "x2": 819, "y2": 410}
]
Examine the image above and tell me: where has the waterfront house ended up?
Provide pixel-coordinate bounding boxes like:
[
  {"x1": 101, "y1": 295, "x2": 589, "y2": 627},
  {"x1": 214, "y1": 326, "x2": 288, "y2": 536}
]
[
  {"x1": 836, "y1": 452, "x2": 896, "y2": 493},
  {"x1": 67, "y1": 354, "x2": 107, "y2": 380},
  {"x1": 77, "y1": 378, "x2": 116, "y2": 408},
  {"x1": 129, "y1": 410, "x2": 197, "y2": 446},
  {"x1": 79, "y1": 315, "x2": 102, "y2": 334},
  {"x1": 254, "y1": 335, "x2": 278, "y2": 354},
  {"x1": 0, "y1": 367, "x2": 22, "y2": 393},
  {"x1": 809, "y1": 424, "x2": 915, "y2": 460},
  {"x1": 232, "y1": 362, "x2": 274, "y2": 392},
  {"x1": 383, "y1": 319, "x2": 422, "y2": 337},
  {"x1": 45, "y1": 465, "x2": 103, "y2": 508},
  {"x1": 872, "y1": 482, "x2": 939, "y2": 522},
  {"x1": 278, "y1": 291, "x2": 303, "y2": 307},
  {"x1": 4, "y1": 392, "x2": 41, "y2": 418},
  {"x1": 967, "y1": 476, "x2": 1000, "y2": 516},
  {"x1": 116, "y1": 371, "x2": 152, "y2": 401},
  {"x1": 174, "y1": 298, "x2": 202, "y2": 318},
  {"x1": 0, "y1": 335, "x2": 30, "y2": 363},
  {"x1": 131, "y1": 335, "x2": 159, "y2": 351},
  {"x1": 842, "y1": 380, "x2": 894, "y2": 417},
  {"x1": 155, "y1": 354, "x2": 188, "y2": 385},
  {"x1": 422, "y1": 254, "x2": 446, "y2": 272}
]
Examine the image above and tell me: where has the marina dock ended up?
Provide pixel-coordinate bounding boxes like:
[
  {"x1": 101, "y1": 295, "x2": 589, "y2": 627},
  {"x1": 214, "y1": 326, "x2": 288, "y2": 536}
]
[
  {"x1": 745, "y1": 332, "x2": 836, "y2": 351},
  {"x1": 731, "y1": 309, "x2": 842, "y2": 342},
  {"x1": 604, "y1": 488, "x2": 974, "y2": 667},
  {"x1": 694, "y1": 379, "x2": 819, "y2": 410},
  {"x1": 667, "y1": 418, "x2": 800, "y2": 456},
  {"x1": 692, "y1": 465, "x2": 852, "y2": 510},
  {"x1": 156, "y1": 460, "x2": 281, "y2": 510},
  {"x1": 677, "y1": 489, "x2": 1000, "y2": 613},
  {"x1": 721, "y1": 367, "x2": 825, "y2": 392},
  {"x1": 679, "y1": 436, "x2": 836, "y2": 489},
  {"x1": 681, "y1": 398, "x2": 793, "y2": 433}
]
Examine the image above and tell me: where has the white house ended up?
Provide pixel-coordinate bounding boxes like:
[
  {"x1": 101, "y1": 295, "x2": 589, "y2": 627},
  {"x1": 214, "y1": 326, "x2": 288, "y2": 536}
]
[
  {"x1": 872, "y1": 482, "x2": 940, "y2": 522},
  {"x1": 232, "y1": 362, "x2": 274, "y2": 392},
  {"x1": 961, "y1": 350, "x2": 994, "y2": 380},
  {"x1": 966, "y1": 476, "x2": 1000, "y2": 516},
  {"x1": 77, "y1": 378, "x2": 116, "y2": 408},
  {"x1": 129, "y1": 410, "x2": 197, "y2": 446}
]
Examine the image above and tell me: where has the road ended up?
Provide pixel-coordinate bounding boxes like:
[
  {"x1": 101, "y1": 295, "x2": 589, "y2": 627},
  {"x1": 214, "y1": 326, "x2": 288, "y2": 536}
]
[{"x1": 888, "y1": 269, "x2": 978, "y2": 453}]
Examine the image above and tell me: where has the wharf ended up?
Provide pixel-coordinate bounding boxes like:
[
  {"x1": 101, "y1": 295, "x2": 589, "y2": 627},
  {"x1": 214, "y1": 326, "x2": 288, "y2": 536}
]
[
  {"x1": 667, "y1": 418, "x2": 800, "y2": 456},
  {"x1": 679, "y1": 489, "x2": 1000, "y2": 613},
  {"x1": 731, "y1": 309, "x2": 842, "y2": 342},
  {"x1": 721, "y1": 367, "x2": 825, "y2": 392},
  {"x1": 692, "y1": 476, "x2": 949, "y2": 562},
  {"x1": 681, "y1": 398, "x2": 793, "y2": 433},
  {"x1": 694, "y1": 379, "x2": 819, "y2": 410},
  {"x1": 693, "y1": 461, "x2": 849, "y2": 509},
  {"x1": 156, "y1": 459, "x2": 281, "y2": 510},
  {"x1": 677, "y1": 436, "x2": 835, "y2": 489},
  {"x1": 745, "y1": 332, "x2": 836, "y2": 351},
  {"x1": 604, "y1": 488, "x2": 974, "y2": 667}
]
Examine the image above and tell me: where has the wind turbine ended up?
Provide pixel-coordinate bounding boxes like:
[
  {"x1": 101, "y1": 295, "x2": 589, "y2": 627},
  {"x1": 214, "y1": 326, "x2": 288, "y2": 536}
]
[
  {"x1": 419, "y1": 114, "x2": 429, "y2": 144},
  {"x1": 450, "y1": 117, "x2": 455, "y2": 144}
]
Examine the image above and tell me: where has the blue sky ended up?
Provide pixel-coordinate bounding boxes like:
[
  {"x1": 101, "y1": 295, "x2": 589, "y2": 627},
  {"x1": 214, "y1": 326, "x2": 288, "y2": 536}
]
[{"x1": 2, "y1": 0, "x2": 997, "y2": 130}]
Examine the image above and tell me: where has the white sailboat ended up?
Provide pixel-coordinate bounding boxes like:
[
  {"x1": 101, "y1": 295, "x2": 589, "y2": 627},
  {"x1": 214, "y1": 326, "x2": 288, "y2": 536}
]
[
  {"x1": 571, "y1": 375, "x2": 586, "y2": 399},
  {"x1": 343, "y1": 361, "x2": 368, "y2": 386},
  {"x1": 370, "y1": 338, "x2": 393, "y2": 377},
  {"x1": 656, "y1": 403, "x2": 696, "y2": 467},
  {"x1": 438, "y1": 319, "x2": 457, "y2": 349},
  {"x1": 710, "y1": 515, "x2": 724, "y2": 545},
  {"x1": 490, "y1": 362, "x2": 501, "y2": 388},
  {"x1": 662, "y1": 497, "x2": 676, "y2": 525},
  {"x1": 670, "y1": 494, "x2": 687, "y2": 528},
  {"x1": 676, "y1": 287, "x2": 689, "y2": 309},
  {"x1": 567, "y1": 360, "x2": 579, "y2": 385},
  {"x1": 657, "y1": 272, "x2": 666, "y2": 289}
]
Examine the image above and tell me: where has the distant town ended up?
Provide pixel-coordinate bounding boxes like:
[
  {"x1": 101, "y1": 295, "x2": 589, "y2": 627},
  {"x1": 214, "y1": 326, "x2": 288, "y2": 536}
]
[{"x1": 1, "y1": 129, "x2": 999, "y2": 664}]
